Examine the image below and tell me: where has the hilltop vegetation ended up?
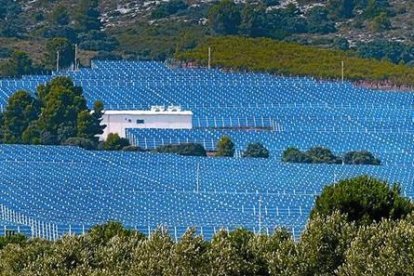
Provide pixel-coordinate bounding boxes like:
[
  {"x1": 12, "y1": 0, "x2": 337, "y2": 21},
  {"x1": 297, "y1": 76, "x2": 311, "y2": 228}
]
[{"x1": 178, "y1": 36, "x2": 414, "y2": 87}]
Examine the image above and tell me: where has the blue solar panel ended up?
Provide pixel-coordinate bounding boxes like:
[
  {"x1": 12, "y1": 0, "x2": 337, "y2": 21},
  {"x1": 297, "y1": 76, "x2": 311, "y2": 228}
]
[{"x1": 0, "y1": 61, "x2": 412, "y2": 240}]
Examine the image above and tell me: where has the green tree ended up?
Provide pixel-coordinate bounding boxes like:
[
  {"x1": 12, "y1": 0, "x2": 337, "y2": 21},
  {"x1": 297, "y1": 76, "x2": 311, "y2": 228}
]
[
  {"x1": 299, "y1": 211, "x2": 357, "y2": 275},
  {"x1": 74, "y1": 0, "x2": 101, "y2": 32},
  {"x1": 306, "y1": 146, "x2": 342, "y2": 164},
  {"x1": 0, "y1": 51, "x2": 36, "y2": 77},
  {"x1": 1, "y1": 90, "x2": 40, "y2": 143},
  {"x1": 281, "y1": 147, "x2": 311, "y2": 163},
  {"x1": 338, "y1": 216, "x2": 414, "y2": 275},
  {"x1": 36, "y1": 77, "x2": 88, "y2": 144},
  {"x1": 343, "y1": 150, "x2": 380, "y2": 165},
  {"x1": 311, "y1": 175, "x2": 414, "y2": 225},
  {"x1": 327, "y1": 0, "x2": 355, "y2": 19},
  {"x1": 208, "y1": 0, "x2": 241, "y2": 35},
  {"x1": 44, "y1": 37, "x2": 74, "y2": 70},
  {"x1": 216, "y1": 136, "x2": 235, "y2": 157},
  {"x1": 370, "y1": 12, "x2": 391, "y2": 31},
  {"x1": 49, "y1": 5, "x2": 70, "y2": 26},
  {"x1": 167, "y1": 228, "x2": 209, "y2": 275},
  {"x1": 103, "y1": 133, "x2": 130, "y2": 151},
  {"x1": 242, "y1": 143, "x2": 269, "y2": 158}
]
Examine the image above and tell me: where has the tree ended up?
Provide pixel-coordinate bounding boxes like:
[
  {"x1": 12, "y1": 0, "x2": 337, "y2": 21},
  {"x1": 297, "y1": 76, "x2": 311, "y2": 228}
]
[
  {"x1": 216, "y1": 136, "x2": 235, "y2": 157},
  {"x1": 338, "y1": 217, "x2": 414, "y2": 275},
  {"x1": 370, "y1": 12, "x2": 391, "y2": 31},
  {"x1": 0, "y1": 51, "x2": 37, "y2": 77},
  {"x1": 74, "y1": 0, "x2": 101, "y2": 32},
  {"x1": 44, "y1": 38, "x2": 74, "y2": 70},
  {"x1": 242, "y1": 143, "x2": 269, "y2": 158},
  {"x1": 36, "y1": 77, "x2": 88, "y2": 144},
  {"x1": 343, "y1": 151, "x2": 380, "y2": 165},
  {"x1": 299, "y1": 211, "x2": 356, "y2": 275},
  {"x1": 103, "y1": 133, "x2": 130, "y2": 151},
  {"x1": 311, "y1": 175, "x2": 414, "y2": 225},
  {"x1": 49, "y1": 5, "x2": 70, "y2": 26},
  {"x1": 1, "y1": 91, "x2": 40, "y2": 143},
  {"x1": 281, "y1": 147, "x2": 311, "y2": 163},
  {"x1": 208, "y1": 0, "x2": 241, "y2": 35},
  {"x1": 306, "y1": 6, "x2": 336, "y2": 34},
  {"x1": 306, "y1": 146, "x2": 342, "y2": 164},
  {"x1": 63, "y1": 137, "x2": 96, "y2": 150},
  {"x1": 327, "y1": 0, "x2": 354, "y2": 19}
]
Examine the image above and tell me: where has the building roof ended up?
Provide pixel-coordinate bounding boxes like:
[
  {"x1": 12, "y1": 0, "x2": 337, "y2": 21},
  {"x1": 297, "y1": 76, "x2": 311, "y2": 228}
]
[{"x1": 103, "y1": 110, "x2": 193, "y2": 116}]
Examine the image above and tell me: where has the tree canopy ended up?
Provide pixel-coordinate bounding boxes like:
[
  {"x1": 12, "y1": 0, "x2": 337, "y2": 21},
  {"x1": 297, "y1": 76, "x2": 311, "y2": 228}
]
[
  {"x1": 155, "y1": 143, "x2": 207, "y2": 157},
  {"x1": 311, "y1": 175, "x2": 414, "y2": 225},
  {"x1": 0, "y1": 77, "x2": 105, "y2": 148},
  {"x1": 215, "y1": 136, "x2": 235, "y2": 157},
  {"x1": 242, "y1": 143, "x2": 269, "y2": 158}
]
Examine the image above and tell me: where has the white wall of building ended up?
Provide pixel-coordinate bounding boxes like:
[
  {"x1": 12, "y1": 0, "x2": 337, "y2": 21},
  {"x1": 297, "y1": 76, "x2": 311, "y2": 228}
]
[{"x1": 100, "y1": 109, "x2": 193, "y2": 140}]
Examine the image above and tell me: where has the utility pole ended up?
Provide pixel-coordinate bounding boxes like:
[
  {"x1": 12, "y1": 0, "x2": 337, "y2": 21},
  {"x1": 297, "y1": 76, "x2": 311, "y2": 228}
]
[
  {"x1": 56, "y1": 51, "x2": 60, "y2": 72},
  {"x1": 196, "y1": 162, "x2": 200, "y2": 193},
  {"x1": 258, "y1": 195, "x2": 262, "y2": 233},
  {"x1": 208, "y1": 47, "x2": 211, "y2": 69},
  {"x1": 74, "y1": 44, "x2": 78, "y2": 71}
]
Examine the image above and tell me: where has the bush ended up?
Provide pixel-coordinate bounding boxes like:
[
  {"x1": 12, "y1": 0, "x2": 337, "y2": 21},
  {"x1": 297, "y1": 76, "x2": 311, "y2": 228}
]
[
  {"x1": 216, "y1": 136, "x2": 235, "y2": 157},
  {"x1": 155, "y1": 143, "x2": 207, "y2": 157},
  {"x1": 122, "y1": 145, "x2": 142, "y2": 152},
  {"x1": 103, "y1": 133, "x2": 130, "y2": 151},
  {"x1": 282, "y1": 147, "x2": 311, "y2": 163},
  {"x1": 306, "y1": 146, "x2": 342, "y2": 164},
  {"x1": 242, "y1": 143, "x2": 269, "y2": 158},
  {"x1": 64, "y1": 137, "x2": 96, "y2": 150},
  {"x1": 311, "y1": 175, "x2": 414, "y2": 225},
  {"x1": 343, "y1": 151, "x2": 380, "y2": 165}
]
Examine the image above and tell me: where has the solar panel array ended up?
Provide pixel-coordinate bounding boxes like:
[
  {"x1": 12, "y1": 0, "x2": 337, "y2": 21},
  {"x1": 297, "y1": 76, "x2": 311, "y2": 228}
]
[{"x1": 0, "y1": 61, "x2": 413, "y2": 240}]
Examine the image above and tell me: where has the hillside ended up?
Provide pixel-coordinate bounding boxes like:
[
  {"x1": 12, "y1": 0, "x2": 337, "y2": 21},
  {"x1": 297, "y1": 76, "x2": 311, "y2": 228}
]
[
  {"x1": 178, "y1": 36, "x2": 414, "y2": 88},
  {"x1": 2, "y1": 0, "x2": 414, "y2": 85}
]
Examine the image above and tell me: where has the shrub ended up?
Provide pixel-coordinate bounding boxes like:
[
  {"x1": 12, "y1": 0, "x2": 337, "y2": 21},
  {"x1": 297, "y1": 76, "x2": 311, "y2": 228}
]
[
  {"x1": 155, "y1": 143, "x2": 207, "y2": 157},
  {"x1": 306, "y1": 146, "x2": 342, "y2": 164},
  {"x1": 343, "y1": 151, "x2": 380, "y2": 165},
  {"x1": 64, "y1": 137, "x2": 96, "y2": 150},
  {"x1": 103, "y1": 133, "x2": 130, "y2": 151},
  {"x1": 282, "y1": 147, "x2": 311, "y2": 163},
  {"x1": 242, "y1": 143, "x2": 269, "y2": 158},
  {"x1": 216, "y1": 136, "x2": 235, "y2": 157}
]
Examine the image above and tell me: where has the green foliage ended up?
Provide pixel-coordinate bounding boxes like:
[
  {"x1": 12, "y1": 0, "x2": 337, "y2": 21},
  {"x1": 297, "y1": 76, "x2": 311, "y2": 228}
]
[
  {"x1": 208, "y1": 0, "x2": 241, "y2": 35},
  {"x1": 344, "y1": 150, "x2": 381, "y2": 165},
  {"x1": 151, "y1": 0, "x2": 188, "y2": 19},
  {"x1": 1, "y1": 91, "x2": 40, "y2": 144},
  {"x1": 356, "y1": 39, "x2": 414, "y2": 64},
  {"x1": 370, "y1": 12, "x2": 391, "y2": 31},
  {"x1": 242, "y1": 143, "x2": 269, "y2": 158},
  {"x1": 44, "y1": 37, "x2": 74, "y2": 70},
  {"x1": 103, "y1": 133, "x2": 130, "y2": 151},
  {"x1": 49, "y1": 5, "x2": 70, "y2": 26},
  {"x1": 338, "y1": 217, "x2": 414, "y2": 275},
  {"x1": 282, "y1": 147, "x2": 311, "y2": 163},
  {"x1": 306, "y1": 6, "x2": 336, "y2": 34},
  {"x1": 299, "y1": 211, "x2": 357, "y2": 275},
  {"x1": 0, "y1": 234, "x2": 26, "y2": 250},
  {"x1": 74, "y1": 0, "x2": 101, "y2": 32},
  {"x1": 0, "y1": 51, "x2": 40, "y2": 78},
  {"x1": 282, "y1": 146, "x2": 342, "y2": 164},
  {"x1": 216, "y1": 135, "x2": 235, "y2": 157},
  {"x1": 155, "y1": 143, "x2": 207, "y2": 157},
  {"x1": 306, "y1": 146, "x2": 342, "y2": 164},
  {"x1": 63, "y1": 137, "x2": 96, "y2": 150},
  {"x1": 311, "y1": 175, "x2": 414, "y2": 225},
  {"x1": 0, "y1": 77, "x2": 105, "y2": 148},
  {"x1": 178, "y1": 36, "x2": 414, "y2": 86}
]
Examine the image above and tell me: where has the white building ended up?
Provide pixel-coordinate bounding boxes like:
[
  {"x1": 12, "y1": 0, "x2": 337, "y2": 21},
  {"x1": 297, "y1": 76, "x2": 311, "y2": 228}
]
[{"x1": 100, "y1": 106, "x2": 193, "y2": 140}]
